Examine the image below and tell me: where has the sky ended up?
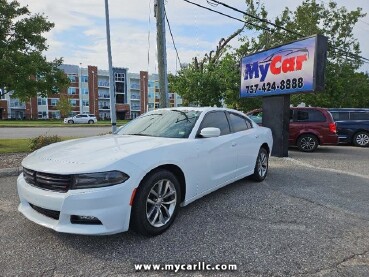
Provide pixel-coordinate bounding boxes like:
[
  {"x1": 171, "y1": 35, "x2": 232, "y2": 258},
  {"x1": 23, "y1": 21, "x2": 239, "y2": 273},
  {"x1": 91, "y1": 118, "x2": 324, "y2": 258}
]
[{"x1": 16, "y1": 0, "x2": 369, "y2": 74}]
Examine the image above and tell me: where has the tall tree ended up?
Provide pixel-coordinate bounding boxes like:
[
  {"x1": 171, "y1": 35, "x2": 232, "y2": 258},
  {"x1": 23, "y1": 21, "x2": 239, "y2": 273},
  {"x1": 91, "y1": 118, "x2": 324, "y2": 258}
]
[
  {"x1": 56, "y1": 95, "x2": 72, "y2": 118},
  {"x1": 0, "y1": 0, "x2": 69, "y2": 102},
  {"x1": 169, "y1": 25, "x2": 246, "y2": 107}
]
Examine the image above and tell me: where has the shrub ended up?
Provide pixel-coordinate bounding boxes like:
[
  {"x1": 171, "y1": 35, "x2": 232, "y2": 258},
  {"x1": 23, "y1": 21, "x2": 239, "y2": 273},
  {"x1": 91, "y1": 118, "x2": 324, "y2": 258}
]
[{"x1": 29, "y1": 135, "x2": 62, "y2": 151}]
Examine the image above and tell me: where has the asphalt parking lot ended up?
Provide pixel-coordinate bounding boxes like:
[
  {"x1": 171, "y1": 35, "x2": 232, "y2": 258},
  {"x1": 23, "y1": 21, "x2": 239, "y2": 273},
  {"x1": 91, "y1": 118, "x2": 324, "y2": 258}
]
[{"x1": 1, "y1": 146, "x2": 369, "y2": 276}]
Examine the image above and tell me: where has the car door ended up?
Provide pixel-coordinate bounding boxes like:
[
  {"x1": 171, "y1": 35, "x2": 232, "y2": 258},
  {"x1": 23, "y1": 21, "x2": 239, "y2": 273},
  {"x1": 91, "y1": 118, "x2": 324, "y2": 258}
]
[
  {"x1": 74, "y1": 114, "x2": 82, "y2": 123},
  {"x1": 227, "y1": 112, "x2": 260, "y2": 178},
  {"x1": 194, "y1": 111, "x2": 237, "y2": 194}
]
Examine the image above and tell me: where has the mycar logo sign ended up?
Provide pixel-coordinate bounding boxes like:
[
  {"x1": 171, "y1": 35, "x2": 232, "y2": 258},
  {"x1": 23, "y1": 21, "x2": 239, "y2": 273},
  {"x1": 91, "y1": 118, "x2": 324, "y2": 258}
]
[{"x1": 240, "y1": 35, "x2": 327, "y2": 98}]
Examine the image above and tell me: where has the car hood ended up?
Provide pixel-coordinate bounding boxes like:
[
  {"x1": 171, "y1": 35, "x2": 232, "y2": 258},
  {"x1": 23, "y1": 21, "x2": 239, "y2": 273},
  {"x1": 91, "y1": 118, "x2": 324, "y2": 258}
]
[{"x1": 22, "y1": 135, "x2": 185, "y2": 174}]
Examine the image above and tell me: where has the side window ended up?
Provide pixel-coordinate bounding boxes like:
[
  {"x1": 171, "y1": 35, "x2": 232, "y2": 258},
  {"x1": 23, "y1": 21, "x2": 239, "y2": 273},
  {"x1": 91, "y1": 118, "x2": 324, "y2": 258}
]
[
  {"x1": 199, "y1": 111, "x2": 230, "y2": 136},
  {"x1": 331, "y1": 112, "x2": 349, "y2": 121},
  {"x1": 229, "y1": 113, "x2": 249, "y2": 132},
  {"x1": 307, "y1": 110, "x2": 326, "y2": 122},
  {"x1": 351, "y1": 112, "x2": 369, "y2": 120},
  {"x1": 296, "y1": 109, "x2": 325, "y2": 122},
  {"x1": 296, "y1": 111, "x2": 309, "y2": 121}
]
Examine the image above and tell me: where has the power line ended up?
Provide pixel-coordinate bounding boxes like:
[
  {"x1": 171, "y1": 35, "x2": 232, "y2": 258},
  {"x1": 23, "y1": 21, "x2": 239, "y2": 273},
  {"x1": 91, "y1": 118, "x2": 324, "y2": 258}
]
[
  {"x1": 205, "y1": 0, "x2": 369, "y2": 63},
  {"x1": 207, "y1": 0, "x2": 303, "y2": 37},
  {"x1": 164, "y1": 7, "x2": 182, "y2": 68},
  {"x1": 183, "y1": 0, "x2": 272, "y2": 32}
]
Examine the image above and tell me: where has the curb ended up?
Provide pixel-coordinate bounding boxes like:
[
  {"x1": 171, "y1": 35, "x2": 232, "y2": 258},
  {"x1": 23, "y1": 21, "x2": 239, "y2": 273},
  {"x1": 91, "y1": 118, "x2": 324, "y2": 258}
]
[{"x1": 0, "y1": 167, "x2": 22, "y2": 177}]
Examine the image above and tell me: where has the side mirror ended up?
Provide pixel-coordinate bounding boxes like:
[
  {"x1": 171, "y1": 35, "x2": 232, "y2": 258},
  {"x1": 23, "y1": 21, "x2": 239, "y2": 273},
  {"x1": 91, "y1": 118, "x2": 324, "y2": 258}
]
[{"x1": 200, "y1": 127, "x2": 221, "y2": 138}]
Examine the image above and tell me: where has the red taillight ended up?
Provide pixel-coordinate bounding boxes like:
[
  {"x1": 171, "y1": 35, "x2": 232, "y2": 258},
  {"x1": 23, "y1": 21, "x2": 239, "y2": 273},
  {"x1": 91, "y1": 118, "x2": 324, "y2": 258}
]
[{"x1": 329, "y1": 122, "x2": 336, "y2": 133}]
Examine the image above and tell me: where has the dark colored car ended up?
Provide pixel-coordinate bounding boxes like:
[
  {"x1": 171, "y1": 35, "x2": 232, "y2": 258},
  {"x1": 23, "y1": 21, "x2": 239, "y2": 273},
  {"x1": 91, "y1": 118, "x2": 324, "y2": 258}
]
[
  {"x1": 247, "y1": 107, "x2": 338, "y2": 152},
  {"x1": 328, "y1": 108, "x2": 369, "y2": 147}
]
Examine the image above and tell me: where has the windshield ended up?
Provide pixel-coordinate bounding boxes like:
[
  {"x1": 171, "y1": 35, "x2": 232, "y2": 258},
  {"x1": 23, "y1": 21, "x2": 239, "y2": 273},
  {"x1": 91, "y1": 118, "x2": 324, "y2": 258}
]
[{"x1": 115, "y1": 109, "x2": 202, "y2": 138}]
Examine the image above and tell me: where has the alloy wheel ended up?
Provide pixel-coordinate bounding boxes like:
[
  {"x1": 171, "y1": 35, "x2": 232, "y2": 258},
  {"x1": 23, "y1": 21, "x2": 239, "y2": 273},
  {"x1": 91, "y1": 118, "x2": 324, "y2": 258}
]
[
  {"x1": 257, "y1": 151, "x2": 268, "y2": 178},
  {"x1": 355, "y1": 133, "x2": 369, "y2": 146},
  {"x1": 146, "y1": 179, "x2": 177, "y2": 228},
  {"x1": 300, "y1": 136, "x2": 317, "y2": 151}
]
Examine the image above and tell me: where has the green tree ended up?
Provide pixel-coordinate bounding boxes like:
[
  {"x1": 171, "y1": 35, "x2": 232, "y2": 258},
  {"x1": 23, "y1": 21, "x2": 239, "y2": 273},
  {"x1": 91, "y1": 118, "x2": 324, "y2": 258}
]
[
  {"x1": 169, "y1": 25, "x2": 246, "y2": 107},
  {"x1": 0, "y1": 0, "x2": 69, "y2": 102},
  {"x1": 56, "y1": 95, "x2": 72, "y2": 118}
]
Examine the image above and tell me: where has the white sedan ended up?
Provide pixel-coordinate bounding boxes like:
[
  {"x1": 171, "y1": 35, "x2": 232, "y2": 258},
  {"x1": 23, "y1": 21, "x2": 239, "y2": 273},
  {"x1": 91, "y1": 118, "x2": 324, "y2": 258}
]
[
  {"x1": 17, "y1": 107, "x2": 273, "y2": 236},
  {"x1": 63, "y1": 114, "x2": 97, "y2": 124}
]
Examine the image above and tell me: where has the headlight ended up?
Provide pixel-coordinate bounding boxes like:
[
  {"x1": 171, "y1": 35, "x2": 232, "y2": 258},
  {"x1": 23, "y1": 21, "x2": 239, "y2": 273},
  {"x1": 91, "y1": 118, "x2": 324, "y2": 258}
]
[{"x1": 71, "y1": 171, "x2": 129, "y2": 189}]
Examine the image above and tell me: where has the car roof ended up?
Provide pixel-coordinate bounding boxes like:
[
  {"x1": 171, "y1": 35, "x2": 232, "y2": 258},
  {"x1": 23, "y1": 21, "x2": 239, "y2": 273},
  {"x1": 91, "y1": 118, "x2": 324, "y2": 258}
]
[
  {"x1": 154, "y1": 106, "x2": 243, "y2": 114},
  {"x1": 328, "y1": 108, "x2": 369, "y2": 112}
]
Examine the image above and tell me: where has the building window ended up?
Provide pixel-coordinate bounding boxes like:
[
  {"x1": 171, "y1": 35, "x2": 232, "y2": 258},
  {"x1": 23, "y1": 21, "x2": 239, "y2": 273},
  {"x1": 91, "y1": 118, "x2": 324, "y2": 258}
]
[
  {"x1": 115, "y1": 72, "x2": 125, "y2": 82},
  {"x1": 82, "y1": 88, "x2": 89, "y2": 95},
  {"x1": 49, "y1": 111, "x2": 60, "y2": 119},
  {"x1": 81, "y1": 75, "x2": 88, "y2": 82},
  {"x1": 50, "y1": 99, "x2": 59, "y2": 106},
  {"x1": 38, "y1": 111, "x2": 47, "y2": 119},
  {"x1": 68, "y1": 74, "x2": 77, "y2": 82},
  {"x1": 70, "y1": 99, "x2": 78, "y2": 106},
  {"x1": 82, "y1": 100, "x2": 89, "y2": 106},
  {"x1": 68, "y1": 87, "x2": 77, "y2": 95},
  {"x1": 37, "y1": 98, "x2": 47, "y2": 106}
]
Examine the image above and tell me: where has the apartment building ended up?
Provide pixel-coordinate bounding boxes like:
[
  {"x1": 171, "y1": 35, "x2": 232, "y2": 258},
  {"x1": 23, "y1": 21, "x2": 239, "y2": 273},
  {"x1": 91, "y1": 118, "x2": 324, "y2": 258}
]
[{"x1": 0, "y1": 64, "x2": 182, "y2": 120}]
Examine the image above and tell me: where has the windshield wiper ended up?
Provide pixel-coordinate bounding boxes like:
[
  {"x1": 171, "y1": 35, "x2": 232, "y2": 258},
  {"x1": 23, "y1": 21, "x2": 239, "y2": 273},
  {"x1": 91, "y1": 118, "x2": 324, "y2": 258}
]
[{"x1": 125, "y1": 133, "x2": 152, "y2": 136}]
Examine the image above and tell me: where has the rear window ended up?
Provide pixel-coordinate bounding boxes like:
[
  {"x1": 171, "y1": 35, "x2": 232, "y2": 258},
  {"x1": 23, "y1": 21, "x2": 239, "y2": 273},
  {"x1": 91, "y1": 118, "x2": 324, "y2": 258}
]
[{"x1": 295, "y1": 109, "x2": 326, "y2": 122}]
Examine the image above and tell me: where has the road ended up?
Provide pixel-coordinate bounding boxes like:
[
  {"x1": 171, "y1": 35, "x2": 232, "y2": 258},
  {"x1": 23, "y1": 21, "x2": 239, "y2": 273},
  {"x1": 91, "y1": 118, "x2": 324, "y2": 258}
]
[
  {"x1": 1, "y1": 146, "x2": 369, "y2": 276},
  {"x1": 0, "y1": 127, "x2": 112, "y2": 138}
]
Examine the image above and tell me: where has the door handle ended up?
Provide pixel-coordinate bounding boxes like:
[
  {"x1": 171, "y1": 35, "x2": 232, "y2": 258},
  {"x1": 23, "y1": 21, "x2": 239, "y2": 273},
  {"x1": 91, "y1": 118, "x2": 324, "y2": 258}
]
[
  {"x1": 232, "y1": 143, "x2": 237, "y2": 147},
  {"x1": 255, "y1": 134, "x2": 259, "y2": 138}
]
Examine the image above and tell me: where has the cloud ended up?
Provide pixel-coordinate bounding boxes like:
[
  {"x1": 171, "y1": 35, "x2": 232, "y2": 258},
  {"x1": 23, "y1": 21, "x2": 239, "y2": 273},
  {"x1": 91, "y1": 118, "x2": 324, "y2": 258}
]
[{"x1": 14, "y1": 0, "x2": 369, "y2": 73}]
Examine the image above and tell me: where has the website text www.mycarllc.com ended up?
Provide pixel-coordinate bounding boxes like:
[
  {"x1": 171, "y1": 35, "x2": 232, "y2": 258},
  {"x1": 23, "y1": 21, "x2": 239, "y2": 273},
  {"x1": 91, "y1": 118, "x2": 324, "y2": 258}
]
[{"x1": 134, "y1": 262, "x2": 237, "y2": 273}]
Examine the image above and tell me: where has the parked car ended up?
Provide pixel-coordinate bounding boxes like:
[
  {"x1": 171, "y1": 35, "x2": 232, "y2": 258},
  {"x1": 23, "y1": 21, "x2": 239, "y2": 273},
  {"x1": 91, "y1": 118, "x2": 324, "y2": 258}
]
[
  {"x1": 247, "y1": 107, "x2": 338, "y2": 152},
  {"x1": 63, "y1": 114, "x2": 97, "y2": 124},
  {"x1": 17, "y1": 107, "x2": 273, "y2": 236},
  {"x1": 328, "y1": 108, "x2": 369, "y2": 147}
]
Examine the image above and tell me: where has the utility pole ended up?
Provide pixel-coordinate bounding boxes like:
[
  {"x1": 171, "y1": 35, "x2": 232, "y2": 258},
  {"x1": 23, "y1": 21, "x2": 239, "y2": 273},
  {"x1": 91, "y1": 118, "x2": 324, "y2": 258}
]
[
  {"x1": 104, "y1": 0, "x2": 117, "y2": 132},
  {"x1": 155, "y1": 0, "x2": 168, "y2": 108}
]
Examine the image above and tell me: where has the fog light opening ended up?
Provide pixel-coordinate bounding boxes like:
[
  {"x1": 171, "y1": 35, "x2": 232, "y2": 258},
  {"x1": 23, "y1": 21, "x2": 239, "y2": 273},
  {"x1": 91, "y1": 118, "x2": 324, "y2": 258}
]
[{"x1": 70, "y1": 215, "x2": 102, "y2": 225}]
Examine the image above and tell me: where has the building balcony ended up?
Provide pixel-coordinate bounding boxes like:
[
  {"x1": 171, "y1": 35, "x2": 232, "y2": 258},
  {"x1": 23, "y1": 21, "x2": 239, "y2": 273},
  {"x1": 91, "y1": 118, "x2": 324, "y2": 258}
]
[{"x1": 98, "y1": 81, "x2": 110, "y2": 87}]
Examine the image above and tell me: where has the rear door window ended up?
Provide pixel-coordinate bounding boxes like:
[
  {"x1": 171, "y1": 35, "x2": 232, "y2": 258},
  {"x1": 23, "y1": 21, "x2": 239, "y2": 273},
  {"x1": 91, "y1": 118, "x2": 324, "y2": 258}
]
[
  {"x1": 228, "y1": 113, "x2": 251, "y2": 132},
  {"x1": 350, "y1": 112, "x2": 369, "y2": 120},
  {"x1": 295, "y1": 109, "x2": 326, "y2": 122},
  {"x1": 331, "y1": 112, "x2": 349, "y2": 121}
]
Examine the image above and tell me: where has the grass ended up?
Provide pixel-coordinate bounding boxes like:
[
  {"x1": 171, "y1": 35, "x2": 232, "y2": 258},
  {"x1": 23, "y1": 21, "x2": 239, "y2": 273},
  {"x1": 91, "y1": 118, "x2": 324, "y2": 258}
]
[
  {"x1": 0, "y1": 138, "x2": 31, "y2": 153},
  {"x1": 0, "y1": 137, "x2": 77, "y2": 154},
  {"x1": 0, "y1": 119, "x2": 129, "y2": 127}
]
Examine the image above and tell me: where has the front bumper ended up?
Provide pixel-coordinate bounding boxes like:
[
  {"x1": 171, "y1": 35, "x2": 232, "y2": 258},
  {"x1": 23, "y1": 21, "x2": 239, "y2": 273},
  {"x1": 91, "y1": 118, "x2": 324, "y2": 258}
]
[{"x1": 17, "y1": 174, "x2": 134, "y2": 235}]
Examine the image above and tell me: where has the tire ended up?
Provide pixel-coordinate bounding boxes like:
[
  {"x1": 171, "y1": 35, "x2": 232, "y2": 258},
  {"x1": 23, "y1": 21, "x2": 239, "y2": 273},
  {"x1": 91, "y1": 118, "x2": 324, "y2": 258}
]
[
  {"x1": 88, "y1": 120, "x2": 94, "y2": 124},
  {"x1": 353, "y1": 131, "x2": 369, "y2": 147},
  {"x1": 68, "y1": 120, "x2": 74, "y2": 124},
  {"x1": 252, "y1": 148, "x2": 269, "y2": 182},
  {"x1": 297, "y1": 134, "x2": 318, "y2": 152},
  {"x1": 130, "y1": 170, "x2": 181, "y2": 236}
]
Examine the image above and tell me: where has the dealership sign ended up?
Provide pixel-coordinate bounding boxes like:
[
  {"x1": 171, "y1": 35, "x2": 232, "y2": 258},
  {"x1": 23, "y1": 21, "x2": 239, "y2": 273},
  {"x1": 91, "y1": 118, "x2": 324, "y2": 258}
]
[{"x1": 240, "y1": 35, "x2": 327, "y2": 98}]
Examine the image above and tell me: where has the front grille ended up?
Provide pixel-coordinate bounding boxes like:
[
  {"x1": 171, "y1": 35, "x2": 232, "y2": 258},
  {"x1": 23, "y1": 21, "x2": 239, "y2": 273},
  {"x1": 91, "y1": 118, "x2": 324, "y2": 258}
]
[
  {"x1": 29, "y1": 203, "x2": 60, "y2": 220},
  {"x1": 23, "y1": 168, "x2": 72, "y2": 193}
]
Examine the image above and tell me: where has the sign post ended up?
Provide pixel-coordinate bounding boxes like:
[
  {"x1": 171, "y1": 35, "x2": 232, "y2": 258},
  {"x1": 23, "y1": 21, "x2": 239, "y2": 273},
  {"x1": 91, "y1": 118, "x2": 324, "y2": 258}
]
[{"x1": 240, "y1": 35, "x2": 328, "y2": 157}]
